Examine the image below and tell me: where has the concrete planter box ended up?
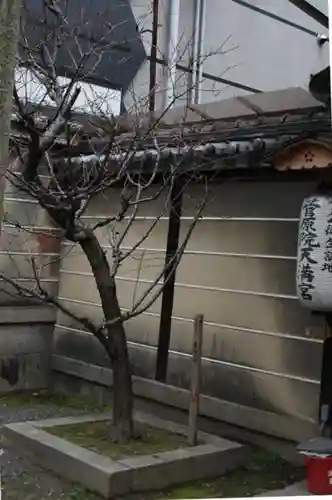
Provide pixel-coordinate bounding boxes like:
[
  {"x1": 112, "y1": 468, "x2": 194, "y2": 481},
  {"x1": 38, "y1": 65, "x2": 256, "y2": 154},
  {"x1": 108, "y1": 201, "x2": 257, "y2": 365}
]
[{"x1": 3, "y1": 411, "x2": 248, "y2": 498}]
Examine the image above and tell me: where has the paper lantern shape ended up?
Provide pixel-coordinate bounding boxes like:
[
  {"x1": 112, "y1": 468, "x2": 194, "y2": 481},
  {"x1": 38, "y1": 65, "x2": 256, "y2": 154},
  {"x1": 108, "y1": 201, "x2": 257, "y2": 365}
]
[{"x1": 297, "y1": 194, "x2": 332, "y2": 310}]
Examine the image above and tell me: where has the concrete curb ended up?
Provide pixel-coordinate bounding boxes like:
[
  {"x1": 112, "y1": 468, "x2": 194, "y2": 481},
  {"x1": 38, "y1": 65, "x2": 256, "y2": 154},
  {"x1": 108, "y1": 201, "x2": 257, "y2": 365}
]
[{"x1": 3, "y1": 411, "x2": 248, "y2": 498}]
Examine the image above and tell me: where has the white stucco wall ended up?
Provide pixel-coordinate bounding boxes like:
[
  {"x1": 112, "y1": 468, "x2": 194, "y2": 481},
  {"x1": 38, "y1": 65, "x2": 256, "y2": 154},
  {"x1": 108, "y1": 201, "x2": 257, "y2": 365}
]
[{"x1": 125, "y1": 0, "x2": 329, "y2": 112}]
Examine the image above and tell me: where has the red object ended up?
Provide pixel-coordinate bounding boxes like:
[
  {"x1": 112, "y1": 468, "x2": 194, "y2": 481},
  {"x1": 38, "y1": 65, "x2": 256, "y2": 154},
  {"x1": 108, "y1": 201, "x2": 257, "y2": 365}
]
[{"x1": 306, "y1": 455, "x2": 332, "y2": 494}]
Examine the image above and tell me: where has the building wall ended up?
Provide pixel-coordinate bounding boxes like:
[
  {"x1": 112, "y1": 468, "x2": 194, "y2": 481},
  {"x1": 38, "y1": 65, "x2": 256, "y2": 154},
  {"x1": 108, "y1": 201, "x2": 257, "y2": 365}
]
[
  {"x1": 0, "y1": 154, "x2": 60, "y2": 393},
  {"x1": 0, "y1": 306, "x2": 55, "y2": 392},
  {"x1": 55, "y1": 186, "x2": 169, "y2": 337},
  {"x1": 125, "y1": 0, "x2": 329, "y2": 112},
  {"x1": 0, "y1": 155, "x2": 60, "y2": 303},
  {"x1": 53, "y1": 179, "x2": 324, "y2": 438}
]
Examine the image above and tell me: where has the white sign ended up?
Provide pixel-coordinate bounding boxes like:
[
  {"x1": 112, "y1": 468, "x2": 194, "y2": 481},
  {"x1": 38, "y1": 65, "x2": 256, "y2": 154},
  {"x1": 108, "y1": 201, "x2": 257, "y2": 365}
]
[
  {"x1": 296, "y1": 194, "x2": 332, "y2": 310},
  {"x1": 329, "y1": 0, "x2": 332, "y2": 116}
]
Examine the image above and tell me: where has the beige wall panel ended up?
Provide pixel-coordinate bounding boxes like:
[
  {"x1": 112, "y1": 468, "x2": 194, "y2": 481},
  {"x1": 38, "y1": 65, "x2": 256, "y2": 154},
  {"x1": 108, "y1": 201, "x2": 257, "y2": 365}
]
[
  {"x1": 4, "y1": 174, "x2": 50, "y2": 198},
  {"x1": 54, "y1": 179, "x2": 322, "y2": 433},
  {"x1": 57, "y1": 301, "x2": 103, "y2": 327},
  {"x1": 0, "y1": 187, "x2": 60, "y2": 303},
  {"x1": 85, "y1": 186, "x2": 171, "y2": 218},
  {"x1": 176, "y1": 254, "x2": 296, "y2": 295},
  {"x1": 5, "y1": 182, "x2": 36, "y2": 199},
  {"x1": 1, "y1": 226, "x2": 60, "y2": 252},
  {"x1": 116, "y1": 279, "x2": 162, "y2": 315},
  {"x1": 1, "y1": 228, "x2": 39, "y2": 254},
  {"x1": 62, "y1": 246, "x2": 166, "y2": 282},
  {"x1": 58, "y1": 274, "x2": 162, "y2": 316},
  {"x1": 61, "y1": 245, "x2": 88, "y2": 272},
  {"x1": 0, "y1": 280, "x2": 56, "y2": 303},
  {"x1": 0, "y1": 254, "x2": 58, "y2": 279},
  {"x1": 167, "y1": 318, "x2": 321, "y2": 381},
  {"x1": 124, "y1": 313, "x2": 160, "y2": 346},
  {"x1": 58, "y1": 273, "x2": 99, "y2": 304},
  {"x1": 74, "y1": 305, "x2": 319, "y2": 382},
  {"x1": 56, "y1": 312, "x2": 90, "y2": 334},
  {"x1": 172, "y1": 287, "x2": 311, "y2": 335},
  {"x1": 180, "y1": 220, "x2": 298, "y2": 256},
  {"x1": 116, "y1": 249, "x2": 166, "y2": 281},
  {"x1": 57, "y1": 301, "x2": 160, "y2": 341},
  {"x1": 182, "y1": 182, "x2": 316, "y2": 218},
  {"x1": 63, "y1": 250, "x2": 296, "y2": 295},
  {"x1": 57, "y1": 310, "x2": 160, "y2": 348},
  {"x1": 94, "y1": 219, "x2": 169, "y2": 250},
  {"x1": 4, "y1": 199, "x2": 51, "y2": 228},
  {"x1": 55, "y1": 312, "x2": 321, "y2": 382},
  {"x1": 53, "y1": 325, "x2": 320, "y2": 421},
  {"x1": 166, "y1": 352, "x2": 319, "y2": 422}
]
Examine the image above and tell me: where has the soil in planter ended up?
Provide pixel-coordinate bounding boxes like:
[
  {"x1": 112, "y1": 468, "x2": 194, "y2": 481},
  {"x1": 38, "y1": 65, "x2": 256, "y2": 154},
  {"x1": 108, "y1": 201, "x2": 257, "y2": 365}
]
[{"x1": 47, "y1": 420, "x2": 190, "y2": 459}]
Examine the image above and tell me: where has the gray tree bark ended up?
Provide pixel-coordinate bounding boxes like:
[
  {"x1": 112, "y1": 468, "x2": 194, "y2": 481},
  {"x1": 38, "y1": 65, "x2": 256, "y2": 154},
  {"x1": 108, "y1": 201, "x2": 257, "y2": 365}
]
[
  {"x1": 0, "y1": 0, "x2": 21, "y2": 225},
  {"x1": 80, "y1": 231, "x2": 134, "y2": 443}
]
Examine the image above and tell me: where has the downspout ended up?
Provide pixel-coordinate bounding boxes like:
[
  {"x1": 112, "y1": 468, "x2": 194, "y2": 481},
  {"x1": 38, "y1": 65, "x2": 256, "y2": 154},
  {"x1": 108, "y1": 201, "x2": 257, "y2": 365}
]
[
  {"x1": 164, "y1": 0, "x2": 180, "y2": 109},
  {"x1": 190, "y1": 0, "x2": 206, "y2": 104},
  {"x1": 289, "y1": 0, "x2": 328, "y2": 28},
  {"x1": 149, "y1": 0, "x2": 159, "y2": 112},
  {"x1": 155, "y1": 0, "x2": 181, "y2": 382},
  {"x1": 155, "y1": 177, "x2": 183, "y2": 382}
]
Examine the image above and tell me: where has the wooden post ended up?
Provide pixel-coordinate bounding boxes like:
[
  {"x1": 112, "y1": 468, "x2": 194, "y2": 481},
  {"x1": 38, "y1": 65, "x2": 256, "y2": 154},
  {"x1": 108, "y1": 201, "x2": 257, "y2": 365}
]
[
  {"x1": 155, "y1": 176, "x2": 183, "y2": 382},
  {"x1": 188, "y1": 313, "x2": 203, "y2": 446}
]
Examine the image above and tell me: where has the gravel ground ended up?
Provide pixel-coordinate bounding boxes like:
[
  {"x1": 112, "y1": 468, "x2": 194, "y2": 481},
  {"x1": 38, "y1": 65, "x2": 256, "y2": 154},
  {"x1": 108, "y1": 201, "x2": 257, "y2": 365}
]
[{"x1": 0, "y1": 402, "x2": 102, "y2": 500}]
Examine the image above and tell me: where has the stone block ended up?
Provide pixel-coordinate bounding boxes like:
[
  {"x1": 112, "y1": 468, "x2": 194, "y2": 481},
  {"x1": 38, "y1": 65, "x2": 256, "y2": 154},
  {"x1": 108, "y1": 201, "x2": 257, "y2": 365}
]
[{"x1": 3, "y1": 411, "x2": 248, "y2": 498}]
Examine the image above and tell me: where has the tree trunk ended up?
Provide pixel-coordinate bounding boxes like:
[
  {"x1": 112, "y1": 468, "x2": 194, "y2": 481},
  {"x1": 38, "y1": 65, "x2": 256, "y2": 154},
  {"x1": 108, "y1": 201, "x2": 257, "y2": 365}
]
[
  {"x1": 80, "y1": 231, "x2": 134, "y2": 443},
  {"x1": 0, "y1": 0, "x2": 22, "y2": 228}
]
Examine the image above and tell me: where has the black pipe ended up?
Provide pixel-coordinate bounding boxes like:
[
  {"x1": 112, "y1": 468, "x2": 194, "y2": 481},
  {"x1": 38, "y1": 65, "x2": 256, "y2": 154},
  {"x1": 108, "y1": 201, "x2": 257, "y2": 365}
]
[
  {"x1": 149, "y1": 0, "x2": 159, "y2": 112},
  {"x1": 155, "y1": 177, "x2": 183, "y2": 382},
  {"x1": 288, "y1": 0, "x2": 328, "y2": 29}
]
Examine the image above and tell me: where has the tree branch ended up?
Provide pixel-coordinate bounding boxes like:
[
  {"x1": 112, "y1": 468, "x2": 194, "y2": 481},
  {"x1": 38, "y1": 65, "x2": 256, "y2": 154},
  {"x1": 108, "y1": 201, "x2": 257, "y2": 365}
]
[{"x1": 0, "y1": 270, "x2": 115, "y2": 360}]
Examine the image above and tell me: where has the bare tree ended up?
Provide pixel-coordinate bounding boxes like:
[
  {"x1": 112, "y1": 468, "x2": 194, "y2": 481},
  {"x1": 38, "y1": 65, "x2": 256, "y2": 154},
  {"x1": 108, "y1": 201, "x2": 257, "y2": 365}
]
[
  {"x1": 0, "y1": 0, "x2": 22, "y2": 227},
  {"x1": 2, "y1": 0, "x2": 226, "y2": 443}
]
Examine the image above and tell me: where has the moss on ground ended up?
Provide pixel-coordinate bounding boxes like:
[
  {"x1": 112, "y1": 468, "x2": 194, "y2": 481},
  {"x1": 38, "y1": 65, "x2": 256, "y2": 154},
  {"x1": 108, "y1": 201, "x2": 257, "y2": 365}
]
[
  {"x1": 63, "y1": 447, "x2": 305, "y2": 499},
  {"x1": 47, "y1": 420, "x2": 189, "y2": 459},
  {"x1": 47, "y1": 420, "x2": 304, "y2": 498},
  {"x1": 0, "y1": 390, "x2": 111, "y2": 412},
  {"x1": 157, "y1": 447, "x2": 305, "y2": 498}
]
